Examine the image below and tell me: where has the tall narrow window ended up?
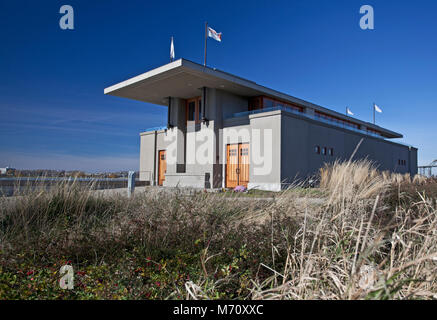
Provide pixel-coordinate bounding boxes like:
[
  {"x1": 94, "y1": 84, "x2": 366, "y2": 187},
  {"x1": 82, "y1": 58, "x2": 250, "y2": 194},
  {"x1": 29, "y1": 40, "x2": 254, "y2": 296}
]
[
  {"x1": 248, "y1": 97, "x2": 262, "y2": 111},
  {"x1": 186, "y1": 97, "x2": 202, "y2": 124},
  {"x1": 315, "y1": 146, "x2": 320, "y2": 154},
  {"x1": 187, "y1": 101, "x2": 196, "y2": 121},
  {"x1": 198, "y1": 99, "x2": 203, "y2": 121},
  {"x1": 322, "y1": 147, "x2": 327, "y2": 155}
]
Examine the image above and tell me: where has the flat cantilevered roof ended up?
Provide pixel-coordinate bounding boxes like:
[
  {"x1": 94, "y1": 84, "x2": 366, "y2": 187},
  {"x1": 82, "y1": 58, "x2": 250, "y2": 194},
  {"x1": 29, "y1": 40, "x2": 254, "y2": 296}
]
[{"x1": 104, "y1": 58, "x2": 402, "y2": 139}]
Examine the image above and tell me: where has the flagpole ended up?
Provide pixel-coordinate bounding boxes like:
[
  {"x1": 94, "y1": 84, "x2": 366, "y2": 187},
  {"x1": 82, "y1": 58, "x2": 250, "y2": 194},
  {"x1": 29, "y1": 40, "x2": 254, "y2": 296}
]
[
  {"x1": 373, "y1": 103, "x2": 375, "y2": 124},
  {"x1": 204, "y1": 22, "x2": 208, "y2": 67}
]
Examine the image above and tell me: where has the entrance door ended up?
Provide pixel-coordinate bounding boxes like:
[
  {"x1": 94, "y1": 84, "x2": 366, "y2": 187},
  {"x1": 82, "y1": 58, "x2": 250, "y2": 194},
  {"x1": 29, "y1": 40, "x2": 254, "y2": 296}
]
[
  {"x1": 238, "y1": 144, "x2": 250, "y2": 187},
  {"x1": 226, "y1": 144, "x2": 239, "y2": 188},
  {"x1": 158, "y1": 150, "x2": 167, "y2": 186},
  {"x1": 226, "y1": 143, "x2": 250, "y2": 188}
]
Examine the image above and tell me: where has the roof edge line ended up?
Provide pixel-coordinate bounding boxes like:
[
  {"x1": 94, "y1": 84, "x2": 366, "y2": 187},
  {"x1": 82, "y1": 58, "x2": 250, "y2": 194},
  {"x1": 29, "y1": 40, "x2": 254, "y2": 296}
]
[{"x1": 104, "y1": 59, "x2": 184, "y2": 95}]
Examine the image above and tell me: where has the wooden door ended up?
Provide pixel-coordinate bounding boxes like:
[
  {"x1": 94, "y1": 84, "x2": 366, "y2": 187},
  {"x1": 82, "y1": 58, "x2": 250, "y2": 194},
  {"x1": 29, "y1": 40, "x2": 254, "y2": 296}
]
[
  {"x1": 226, "y1": 143, "x2": 250, "y2": 188},
  {"x1": 158, "y1": 150, "x2": 166, "y2": 186},
  {"x1": 238, "y1": 144, "x2": 250, "y2": 188},
  {"x1": 226, "y1": 144, "x2": 239, "y2": 188}
]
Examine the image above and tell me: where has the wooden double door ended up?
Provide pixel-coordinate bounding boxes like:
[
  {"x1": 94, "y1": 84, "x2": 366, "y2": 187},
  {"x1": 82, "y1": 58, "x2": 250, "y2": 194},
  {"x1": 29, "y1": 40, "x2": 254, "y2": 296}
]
[{"x1": 226, "y1": 143, "x2": 250, "y2": 188}]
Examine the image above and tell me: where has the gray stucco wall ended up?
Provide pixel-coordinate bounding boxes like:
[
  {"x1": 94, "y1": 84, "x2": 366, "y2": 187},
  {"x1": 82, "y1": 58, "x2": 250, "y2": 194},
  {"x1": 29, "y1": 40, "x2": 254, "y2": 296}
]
[
  {"x1": 155, "y1": 88, "x2": 229, "y2": 188},
  {"x1": 219, "y1": 90, "x2": 249, "y2": 119},
  {"x1": 248, "y1": 112, "x2": 282, "y2": 191},
  {"x1": 139, "y1": 130, "x2": 172, "y2": 185},
  {"x1": 221, "y1": 111, "x2": 282, "y2": 191},
  {"x1": 280, "y1": 111, "x2": 418, "y2": 186},
  {"x1": 140, "y1": 91, "x2": 417, "y2": 191}
]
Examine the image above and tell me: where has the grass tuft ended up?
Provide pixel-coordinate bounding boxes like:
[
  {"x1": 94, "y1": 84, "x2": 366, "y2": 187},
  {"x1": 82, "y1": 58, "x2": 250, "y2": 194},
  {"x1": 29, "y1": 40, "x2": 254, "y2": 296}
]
[{"x1": 0, "y1": 161, "x2": 436, "y2": 300}]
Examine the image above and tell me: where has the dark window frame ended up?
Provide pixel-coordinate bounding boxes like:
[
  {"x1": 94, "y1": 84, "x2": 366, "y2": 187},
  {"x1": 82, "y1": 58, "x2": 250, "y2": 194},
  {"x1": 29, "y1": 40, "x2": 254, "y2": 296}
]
[
  {"x1": 186, "y1": 97, "x2": 202, "y2": 124},
  {"x1": 322, "y1": 147, "x2": 327, "y2": 155}
]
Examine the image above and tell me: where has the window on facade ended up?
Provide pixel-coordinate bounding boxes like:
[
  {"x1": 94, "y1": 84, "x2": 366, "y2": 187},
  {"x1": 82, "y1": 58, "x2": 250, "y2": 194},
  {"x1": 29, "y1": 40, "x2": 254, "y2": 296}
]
[
  {"x1": 263, "y1": 98, "x2": 275, "y2": 109},
  {"x1": 198, "y1": 100, "x2": 203, "y2": 121},
  {"x1": 248, "y1": 97, "x2": 262, "y2": 111},
  {"x1": 248, "y1": 96, "x2": 303, "y2": 113},
  {"x1": 263, "y1": 97, "x2": 303, "y2": 113},
  {"x1": 328, "y1": 148, "x2": 334, "y2": 156},
  {"x1": 315, "y1": 146, "x2": 320, "y2": 154},
  {"x1": 367, "y1": 128, "x2": 382, "y2": 137},
  {"x1": 322, "y1": 147, "x2": 327, "y2": 155},
  {"x1": 187, "y1": 101, "x2": 196, "y2": 121},
  {"x1": 186, "y1": 97, "x2": 202, "y2": 124},
  {"x1": 315, "y1": 111, "x2": 360, "y2": 130},
  {"x1": 398, "y1": 159, "x2": 407, "y2": 166}
]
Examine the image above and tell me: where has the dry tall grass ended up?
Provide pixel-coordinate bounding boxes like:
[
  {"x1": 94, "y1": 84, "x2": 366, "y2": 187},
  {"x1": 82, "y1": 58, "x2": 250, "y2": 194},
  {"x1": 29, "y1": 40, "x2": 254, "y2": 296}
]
[
  {"x1": 0, "y1": 161, "x2": 436, "y2": 300},
  {"x1": 248, "y1": 160, "x2": 437, "y2": 300},
  {"x1": 320, "y1": 159, "x2": 389, "y2": 204}
]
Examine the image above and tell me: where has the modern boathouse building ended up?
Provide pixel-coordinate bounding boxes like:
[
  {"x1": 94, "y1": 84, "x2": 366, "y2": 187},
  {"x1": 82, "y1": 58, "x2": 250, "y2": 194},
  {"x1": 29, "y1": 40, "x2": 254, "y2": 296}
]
[{"x1": 104, "y1": 59, "x2": 418, "y2": 191}]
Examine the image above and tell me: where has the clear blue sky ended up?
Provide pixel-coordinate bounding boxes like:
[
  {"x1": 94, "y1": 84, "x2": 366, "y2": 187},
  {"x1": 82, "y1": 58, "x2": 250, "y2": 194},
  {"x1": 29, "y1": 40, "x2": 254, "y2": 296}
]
[{"x1": 1, "y1": 0, "x2": 436, "y2": 171}]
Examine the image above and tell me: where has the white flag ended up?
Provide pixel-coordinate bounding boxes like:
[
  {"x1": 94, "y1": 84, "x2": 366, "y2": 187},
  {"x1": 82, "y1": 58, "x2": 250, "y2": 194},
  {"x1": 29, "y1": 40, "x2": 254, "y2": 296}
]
[
  {"x1": 346, "y1": 107, "x2": 354, "y2": 116},
  {"x1": 170, "y1": 37, "x2": 175, "y2": 61},
  {"x1": 374, "y1": 104, "x2": 382, "y2": 113},
  {"x1": 208, "y1": 27, "x2": 222, "y2": 42}
]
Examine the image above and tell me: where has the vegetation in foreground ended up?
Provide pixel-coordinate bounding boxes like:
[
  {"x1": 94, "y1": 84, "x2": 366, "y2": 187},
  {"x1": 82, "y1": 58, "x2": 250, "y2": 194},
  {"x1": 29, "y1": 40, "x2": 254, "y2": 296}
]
[{"x1": 0, "y1": 160, "x2": 436, "y2": 300}]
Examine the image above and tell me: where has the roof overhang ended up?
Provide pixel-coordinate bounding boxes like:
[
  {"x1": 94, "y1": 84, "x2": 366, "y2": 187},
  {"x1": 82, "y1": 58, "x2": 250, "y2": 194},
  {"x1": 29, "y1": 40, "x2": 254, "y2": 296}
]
[
  {"x1": 104, "y1": 58, "x2": 402, "y2": 139},
  {"x1": 104, "y1": 59, "x2": 269, "y2": 106}
]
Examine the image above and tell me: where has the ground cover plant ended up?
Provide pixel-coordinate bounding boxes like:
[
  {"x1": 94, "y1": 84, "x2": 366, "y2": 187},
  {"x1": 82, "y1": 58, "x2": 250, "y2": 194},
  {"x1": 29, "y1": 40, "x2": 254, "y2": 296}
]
[{"x1": 0, "y1": 160, "x2": 436, "y2": 300}]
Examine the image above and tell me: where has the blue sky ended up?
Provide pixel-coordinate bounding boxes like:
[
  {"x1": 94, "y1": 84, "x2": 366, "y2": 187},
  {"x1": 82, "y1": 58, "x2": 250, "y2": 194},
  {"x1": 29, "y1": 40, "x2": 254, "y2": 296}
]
[{"x1": 1, "y1": 0, "x2": 436, "y2": 171}]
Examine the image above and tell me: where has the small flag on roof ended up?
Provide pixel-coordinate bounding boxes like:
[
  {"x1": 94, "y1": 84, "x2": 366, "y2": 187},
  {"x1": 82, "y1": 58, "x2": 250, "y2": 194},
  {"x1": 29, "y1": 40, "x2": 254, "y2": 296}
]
[
  {"x1": 346, "y1": 107, "x2": 354, "y2": 116},
  {"x1": 208, "y1": 27, "x2": 222, "y2": 42},
  {"x1": 373, "y1": 103, "x2": 382, "y2": 124}
]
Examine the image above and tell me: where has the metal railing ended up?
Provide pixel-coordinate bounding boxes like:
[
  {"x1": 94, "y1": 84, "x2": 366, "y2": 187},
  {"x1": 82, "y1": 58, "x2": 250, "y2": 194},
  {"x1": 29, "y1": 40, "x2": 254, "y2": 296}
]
[
  {"x1": 418, "y1": 160, "x2": 437, "y2": 177},
  {"x1": 229, "y1": 106, "x2": 298, "y2": 118},
  {"x1": 142, "y1": 126, "x2": 168, "y2": 133},
  {"x1": 141, "y1": 108, "x2": 413, "y2": 147},
  {"x1": 225, "y1": 106, "x2": 409, "y2": 143}
]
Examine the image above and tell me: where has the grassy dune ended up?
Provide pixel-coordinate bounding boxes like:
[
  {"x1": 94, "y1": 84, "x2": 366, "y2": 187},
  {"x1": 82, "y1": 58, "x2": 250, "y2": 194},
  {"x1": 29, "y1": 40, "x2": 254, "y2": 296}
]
[{"x1": 0, "y1": 160, "x2": 436, "y2": 300}]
